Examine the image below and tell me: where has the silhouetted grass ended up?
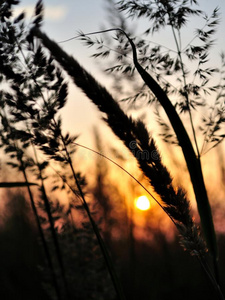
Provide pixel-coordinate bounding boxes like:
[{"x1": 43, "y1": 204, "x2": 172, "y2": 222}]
[{"x1": 0, "y1": 1, "x2": 224, "y2": 299}]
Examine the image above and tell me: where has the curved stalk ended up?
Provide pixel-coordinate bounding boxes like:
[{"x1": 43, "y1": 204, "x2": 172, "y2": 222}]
[
  {"x1": 72, "y1": 142, "x2": 177, "y2": 226},
  {"x1": 59, "y1": 134, "x2": 127, "y2": 300},
  {"x1": 30, "y1": 26, "x2": 220, "y2": 293}
]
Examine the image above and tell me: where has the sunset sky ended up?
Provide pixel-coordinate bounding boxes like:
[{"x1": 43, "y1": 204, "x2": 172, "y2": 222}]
[
  {"x1": 2, "y1": 4, "x2": 225, "y2": 298},
  {"x1": 15, "y1": 1, "x2": 225, "y2": 147},
  {"x1": 12, "y1": 1, "x2": 225, "y2": 216}
]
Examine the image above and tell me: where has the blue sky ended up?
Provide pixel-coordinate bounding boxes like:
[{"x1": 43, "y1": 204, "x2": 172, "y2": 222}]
[{"x1": 16, "y1": 1, "x2": 225, "y2": 70}]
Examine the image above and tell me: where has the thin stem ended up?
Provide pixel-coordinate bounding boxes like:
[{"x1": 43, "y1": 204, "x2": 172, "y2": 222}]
[
  {"x1": 182, "y1": 11, "x2": 216, "y2": 52},
  {"x1": 39, "y1": 177, "x2": 71, "y2": 300},
  {"x1": 32, "y1": 142, "x2": 71, "y2": 300},
  {"x1": 198, "y1": 256, "x2": 224, "y2": 300},
  {"x1": 0, "y1": 112, "x2": 62, "y2": 299},
  {"x1": 31, "y1": 26, "x2": 220, "y2": 293},
  {"x1": 59, "y1": 30, "x2": 177, "y2": 54},
  {"x1": 129, "y1": 202, "x2": 136, "y2": 300},
  {"x1": 19, "y1": 157, "x2": 62, "y2": 300},
  {"x1": 200, "y1": 69, "x2": 225, "y2": 156},
  {"x1": 72, "y1": 142, "x2": 224, "y2": 296},
  {"x1": 60, "y1": 138, "x2": 127, "y2": 300},
  {"x1": 72, "y1": 142, "x2": 177, "y2": 226},
  {"x1": 15, "y1": 42, "x2": 71, "y2": 298},
  {"x1": 171, "y1": 25, "x2": 201, "y2": 159},
  {"x1": 202, "y1": 139, "x2": 224, "y2": 156}
]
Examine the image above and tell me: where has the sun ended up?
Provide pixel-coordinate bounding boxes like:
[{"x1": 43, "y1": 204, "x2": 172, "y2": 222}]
[{"x1": 135, "y1": 196, "x2": 151, "y2": 211}]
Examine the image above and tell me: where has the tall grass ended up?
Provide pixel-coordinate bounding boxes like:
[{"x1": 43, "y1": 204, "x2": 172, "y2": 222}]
[
  {"x1": 30, "y1": 26, "x2": 224, "y2": 299},
  {"x1": 0, "y1": 1, "x2": 224, "y2": 299}
]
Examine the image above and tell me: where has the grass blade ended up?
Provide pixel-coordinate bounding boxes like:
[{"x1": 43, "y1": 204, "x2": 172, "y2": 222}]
[{"x1": 0, "y1": 181, "x2": 38, "y2": 188}]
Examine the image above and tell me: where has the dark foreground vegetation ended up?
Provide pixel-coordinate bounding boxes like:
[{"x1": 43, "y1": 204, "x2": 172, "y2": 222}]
[
  {"x1": 0, "y1": 0, "x2": 225, "y2": 299},
  {"x1": 0, "y1": 191, "x2": 225, "y2": 300}
]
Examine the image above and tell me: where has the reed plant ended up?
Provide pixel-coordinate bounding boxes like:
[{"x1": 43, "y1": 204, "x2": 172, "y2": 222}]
[
  {"x1": 0, "y1": 0, "x2": 225, "y2": 299},
  {"x1": 0, "y1": 2, "x2": 125, "y2": 298},
  {"x1": 30, "y1": 1, "x2": 225, "y2": 298}
]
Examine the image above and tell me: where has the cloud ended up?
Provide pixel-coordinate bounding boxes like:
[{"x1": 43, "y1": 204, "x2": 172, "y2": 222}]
[{"x1": 14, "y1": 5, "x2": 67, "y2": 21}]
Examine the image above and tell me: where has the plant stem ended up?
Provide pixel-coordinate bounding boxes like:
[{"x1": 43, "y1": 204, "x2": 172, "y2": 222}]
[
  {"x1": 19, "y1": 157, "x2": 62, "y2": 300},
  {"x1": 0, "y1": 110, "x2": 62, "y2": 300},
  {"x1": 198, "y1": 256, "x2": 224, "y2": 300},
  {"x1": 118, "y1": 27, "x2": 218, "y2": 275},
  {"x1": 171, "y1": 26, "x2": 201, "y2": 159},
  {"x1": 31, "y1": 26, "x2": 220, "y2": 296},
  {"x1": 40, "y1": 177, "x2": 71, "y2": 299},
  {"x1": 12, "y1": 48, "x2": 72, "y2": 296},
  {"x1": 60, "y1": 137, "x2": 127, "y2": 300},
  {"x1": 72, "y1": 142, "x2": 176, "y2": 226}
]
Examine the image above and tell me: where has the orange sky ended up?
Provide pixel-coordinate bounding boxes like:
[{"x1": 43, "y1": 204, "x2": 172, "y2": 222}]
[{"x1": 5, "y1": 0, "x2": 225, "y2": 234}]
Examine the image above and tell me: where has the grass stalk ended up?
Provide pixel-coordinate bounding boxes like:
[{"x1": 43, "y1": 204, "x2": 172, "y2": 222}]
[
  {"x1": 30, "y1": 27, "x2": 223, "y2": 298},
  {"x1": 59, "y1": 133, "x2": 127, "y2": 300},
  {"x1": 72, "y1": 142, "x2": 176, "y2": 225},
  {"x1": 117, "y1": 27, "x2": 217, "y2": 263},
  {"x1": 10, "y1": 40, "x2": 72, "y2": 298},
  {"x1": 39, "y1": 173, "x2": 71, "y2": 300},
  {"x1": 94, "y1": 26, "x2": 218, "y2": 280},
  {"x1": 30, "y1": 137, "x2": 71, "y2": 299},
  {"x1": 170, "y1": 25, "x2": 201, "y2": 159},
  {"x1": 0, "y1": 111, "x2": 62, "y2": 299},
  {"x1": 19, "y1": 160, "x2": 62, "y2": 300},
  {"x1": 197, "y1": 256, "x2": 225, "y2": 300},
  {"x1": 70, "y1": 27, "x2": 217, "y2": 269}
]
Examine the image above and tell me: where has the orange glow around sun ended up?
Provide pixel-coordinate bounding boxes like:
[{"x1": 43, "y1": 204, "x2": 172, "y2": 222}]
[{"x1": 135, "y1": 196, "x2": 151, "y2": 211}]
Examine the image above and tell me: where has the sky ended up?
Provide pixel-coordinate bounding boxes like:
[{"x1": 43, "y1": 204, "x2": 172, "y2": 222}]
[
  {"x1": 16, "y1": 0, "x2": 225, "y2": 122},
  {"x1": 0, "y1": 0, "x2": 219, "y2": 238},
  {"x1": 12, "y1": 1, "x2": 225, "y2": 196},
  {"x1": 15, "y1": 1, "x2": 225, "y2": 139}
]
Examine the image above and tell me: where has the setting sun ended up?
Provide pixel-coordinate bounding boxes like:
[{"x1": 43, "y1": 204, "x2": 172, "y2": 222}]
[{"x1": 135, "y1": 196, "x2": 151, "y2": 211}]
